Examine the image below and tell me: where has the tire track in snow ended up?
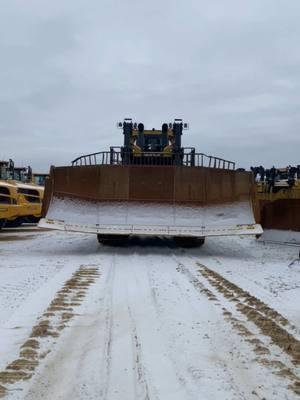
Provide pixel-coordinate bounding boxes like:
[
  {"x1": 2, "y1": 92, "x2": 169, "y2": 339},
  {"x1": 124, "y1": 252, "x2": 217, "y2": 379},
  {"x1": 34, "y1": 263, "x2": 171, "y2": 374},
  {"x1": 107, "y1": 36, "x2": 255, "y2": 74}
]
[
  {"x1": 145, "y1": 265, "x2": 207, "y2": 397},
  {"x1": 145, "y1": 254, "x2": 251, "y2": 400},
  {"x1": 101, "y1": 252, "x2": 155, "y2": 400},
  {"x1": 99, "y1": 257, "x2": 116, "y2": 400},
  {"x1": 197, "y1": 264, "x2": 300, "y2": 396},
  {"x1": 146, "y1": 255, "x2": 212, "y2": 398},
  {"x1": 198, "y1": 263, "x2": 299, "y2": 335},
  {"x1": 198, "y1": 265, "x2": 300, "y2": 361},
  {"x1": 175, "y1": 258, "x2": 300, "y2": 397},
  {"x1": 124, "y1": 252, "x2": 197, "y2": 400},
  {"x1": 127, "y1": 305, "x2": 151, "y2": 400},
  {"x1": 134, "y1": 254, "x2": 203, "y2": 398},
  {"x1": 0, "y1": 265, "x2": 100, "y2": 398}
]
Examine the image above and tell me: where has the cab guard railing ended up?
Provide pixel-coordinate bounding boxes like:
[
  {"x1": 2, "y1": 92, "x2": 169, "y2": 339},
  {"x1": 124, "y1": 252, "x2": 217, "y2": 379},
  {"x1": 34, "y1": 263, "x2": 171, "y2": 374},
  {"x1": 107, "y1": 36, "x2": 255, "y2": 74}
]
[{"x1": 72, "y1": 147, "x2": 235, "y2": 170}]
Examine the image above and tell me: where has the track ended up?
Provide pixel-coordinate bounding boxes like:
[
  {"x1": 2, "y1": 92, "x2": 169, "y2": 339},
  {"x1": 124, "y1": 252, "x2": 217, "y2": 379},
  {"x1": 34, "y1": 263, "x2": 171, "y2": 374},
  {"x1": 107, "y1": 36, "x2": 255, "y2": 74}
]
[
  {"x1": 176, "y1": 260, "x2": 300, "y2": 396},
  {"x1": 0, "y1": 231, "x2": 299, "y2": 399}
]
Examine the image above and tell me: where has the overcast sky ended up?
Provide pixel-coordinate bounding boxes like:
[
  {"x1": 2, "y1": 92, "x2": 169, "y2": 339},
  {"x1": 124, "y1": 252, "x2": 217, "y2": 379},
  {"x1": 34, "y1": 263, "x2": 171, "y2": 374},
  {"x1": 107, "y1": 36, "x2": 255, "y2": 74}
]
[{"x1": 1, "y1": 0, "x2": 300, "y2": 172}]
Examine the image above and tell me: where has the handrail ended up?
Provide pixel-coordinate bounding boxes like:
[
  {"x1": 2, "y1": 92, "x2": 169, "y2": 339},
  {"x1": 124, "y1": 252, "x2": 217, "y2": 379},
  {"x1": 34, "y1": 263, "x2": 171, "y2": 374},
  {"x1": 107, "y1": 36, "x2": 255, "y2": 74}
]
[{"x1": 71, "y1": 149, "x2": 235, "y2": 170}]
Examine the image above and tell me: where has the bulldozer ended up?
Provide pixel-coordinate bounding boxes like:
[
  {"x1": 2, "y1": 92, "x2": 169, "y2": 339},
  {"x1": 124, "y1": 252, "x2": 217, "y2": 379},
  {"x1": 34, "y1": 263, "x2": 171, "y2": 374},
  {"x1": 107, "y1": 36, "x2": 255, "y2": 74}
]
[
  {"x1": 255, "y1": 166, "x2": 300, "y2": 232},
  {"x1": 0, "y1": 181, "x2": 20, "y2": 229},
  {"x1": 39, "y1": 118, "x2": 262, "y2": 245},
  {"x1": 0, "y1": 160, "x2": 44, "y2": 227},
  {"x1": 10, "y1": 182, "x2": 44, "y2": 225},
  {"x1": 0, "y1": 180, "x2": 41, "y2": 229}
]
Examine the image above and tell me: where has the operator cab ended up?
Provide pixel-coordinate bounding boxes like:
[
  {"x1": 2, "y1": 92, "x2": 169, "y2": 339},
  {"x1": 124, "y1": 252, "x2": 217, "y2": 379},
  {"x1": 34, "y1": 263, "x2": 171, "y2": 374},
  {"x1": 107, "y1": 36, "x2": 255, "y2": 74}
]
[{"x1": 117, "y1": 118, "x2": 192, "y2": 165}]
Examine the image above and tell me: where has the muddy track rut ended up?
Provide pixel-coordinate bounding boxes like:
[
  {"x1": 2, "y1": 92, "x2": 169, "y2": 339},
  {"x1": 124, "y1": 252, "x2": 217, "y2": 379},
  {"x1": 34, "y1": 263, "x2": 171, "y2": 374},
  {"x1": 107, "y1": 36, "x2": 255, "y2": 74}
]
[
  {"x1": 0, "y1": 266, "x2": 100, "y2": 398},
  {"x1": 176, "y1": 260, "x2": 300, "y2": 396}
]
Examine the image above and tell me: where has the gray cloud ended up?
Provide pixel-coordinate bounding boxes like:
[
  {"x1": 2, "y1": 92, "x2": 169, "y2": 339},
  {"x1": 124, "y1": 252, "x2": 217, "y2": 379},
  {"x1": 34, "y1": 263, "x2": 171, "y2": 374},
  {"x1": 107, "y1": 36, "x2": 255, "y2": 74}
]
[{"x1": 1, "y1": 0, "x2": 300, "y2": 171}]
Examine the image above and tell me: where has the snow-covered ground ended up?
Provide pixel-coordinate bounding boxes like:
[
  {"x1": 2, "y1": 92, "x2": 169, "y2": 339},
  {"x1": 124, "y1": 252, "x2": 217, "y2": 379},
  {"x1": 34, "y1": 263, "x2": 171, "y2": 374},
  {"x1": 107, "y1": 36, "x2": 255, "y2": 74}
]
[
  {"x1": 0, "y1": 228, "x2": 299, "y2": 399},
  {"x1": 259, "y1": 229, "x2": 300, "y2": 246}
]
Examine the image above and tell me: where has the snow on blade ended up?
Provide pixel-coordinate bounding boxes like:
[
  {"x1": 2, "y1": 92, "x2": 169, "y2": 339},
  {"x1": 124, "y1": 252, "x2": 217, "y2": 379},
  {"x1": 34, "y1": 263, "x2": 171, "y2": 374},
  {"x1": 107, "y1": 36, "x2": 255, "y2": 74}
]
[{"x1": 39, "y1": 196, "x2": 263, "y2": 237}]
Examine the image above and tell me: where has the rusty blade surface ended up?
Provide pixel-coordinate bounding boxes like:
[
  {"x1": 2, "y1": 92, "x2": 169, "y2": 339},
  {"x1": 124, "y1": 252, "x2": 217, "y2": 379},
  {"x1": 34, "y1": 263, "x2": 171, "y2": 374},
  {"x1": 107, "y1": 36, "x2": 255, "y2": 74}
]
[
  {"x1": 40, "y1": 165, "x2": 261, "y2": 236},
  {"x1": 259, "y1": 199, "x2": 300, "y2": 231},
  {"x1": 43, "y1": 165, "x2": 254, "y2": 204}
]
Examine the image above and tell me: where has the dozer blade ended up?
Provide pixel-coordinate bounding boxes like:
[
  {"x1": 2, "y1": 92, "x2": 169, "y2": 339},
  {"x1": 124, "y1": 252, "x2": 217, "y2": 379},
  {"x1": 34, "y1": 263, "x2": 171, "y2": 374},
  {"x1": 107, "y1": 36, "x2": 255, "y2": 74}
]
[{"x1": 39, "y1": 165, "x2": 262, "y2": 238}]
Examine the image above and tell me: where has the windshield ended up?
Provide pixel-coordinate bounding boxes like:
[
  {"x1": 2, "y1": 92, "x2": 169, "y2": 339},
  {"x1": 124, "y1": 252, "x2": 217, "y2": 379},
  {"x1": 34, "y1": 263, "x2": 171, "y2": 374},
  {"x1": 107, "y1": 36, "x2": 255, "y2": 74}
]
[{"x1": 143, "y1": 135, "x2": 163, "y2": 151}]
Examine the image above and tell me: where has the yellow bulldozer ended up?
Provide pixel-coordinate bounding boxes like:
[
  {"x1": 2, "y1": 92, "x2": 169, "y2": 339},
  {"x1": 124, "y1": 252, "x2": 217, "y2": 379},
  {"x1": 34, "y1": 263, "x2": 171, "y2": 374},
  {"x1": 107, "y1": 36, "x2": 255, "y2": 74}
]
[
  {"x1": 0, "y1": 181, "x2": 21, "y2": 229},
  {"x1": 0, "y1": 160, "x2": 44, "y2": 228},
  {"x1": 40, "y1": 118, "x2": 262, "y2": 245}
]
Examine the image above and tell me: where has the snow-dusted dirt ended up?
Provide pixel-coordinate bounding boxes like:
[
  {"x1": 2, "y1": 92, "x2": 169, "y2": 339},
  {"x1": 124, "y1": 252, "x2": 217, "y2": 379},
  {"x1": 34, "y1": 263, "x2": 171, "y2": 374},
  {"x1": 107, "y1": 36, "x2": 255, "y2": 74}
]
[{"x1": 0, "y1": 228, "x2": 300, "y2": 399}]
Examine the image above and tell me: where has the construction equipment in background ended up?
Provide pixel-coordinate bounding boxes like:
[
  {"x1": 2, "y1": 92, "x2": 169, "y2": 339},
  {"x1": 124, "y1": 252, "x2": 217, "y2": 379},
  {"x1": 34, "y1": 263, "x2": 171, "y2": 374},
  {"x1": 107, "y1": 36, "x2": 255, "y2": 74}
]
[
  {"x1": 0, "y1": 180, "x2": 41, "y2": 229},
  {"x1": 0, "y1": 160, "x2": 14, "y2": 181},
  {"x1": 0, "y1": 160, "x2": 32, "y2": 182},
  {"x1": 10, "y1": 182, "x2": 44, "y2": 224},
  {"x1": 253, "y1": 165, "x2": 300, "y2": 232},
  {"x1": 40, "y1": 118, "x2": 262, "y2": 245},
  {"x1": 32, "y1": 173, "x2": 49, "y2": 186},
  {"x1": 0, "y1": 181, "x2": 20, "y2": 229},
  {"x1": 0, "y1": 160, "x2": 44, "y2": 227}
]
